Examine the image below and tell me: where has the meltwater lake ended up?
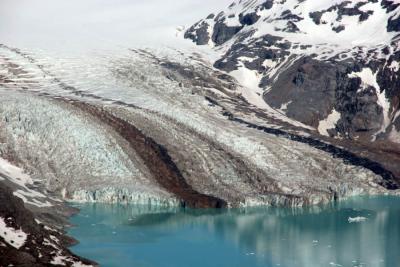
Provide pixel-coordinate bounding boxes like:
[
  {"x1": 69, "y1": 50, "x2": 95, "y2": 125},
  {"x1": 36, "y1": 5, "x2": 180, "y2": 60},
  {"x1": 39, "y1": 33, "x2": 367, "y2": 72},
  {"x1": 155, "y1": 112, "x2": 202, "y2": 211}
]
[{"x1": 68, "y1": 196, "x2": 400, "y2": 267}]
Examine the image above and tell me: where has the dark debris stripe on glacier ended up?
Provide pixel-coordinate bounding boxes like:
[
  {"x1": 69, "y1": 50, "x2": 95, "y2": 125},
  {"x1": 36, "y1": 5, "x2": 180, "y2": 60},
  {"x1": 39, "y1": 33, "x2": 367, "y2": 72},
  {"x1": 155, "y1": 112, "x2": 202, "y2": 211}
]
[
  {"x1": 0, "y1": 44, "x2": 229, "y2": 208},
  {"x1": 2, "y1": 42, "x2": 399, "y2": 195},
  {"x1": 220, "y1": 108, "x2": 399, "y2": 190},
  {"x1": 68, "y1": 101, "x2": 228, "y2": 209}
]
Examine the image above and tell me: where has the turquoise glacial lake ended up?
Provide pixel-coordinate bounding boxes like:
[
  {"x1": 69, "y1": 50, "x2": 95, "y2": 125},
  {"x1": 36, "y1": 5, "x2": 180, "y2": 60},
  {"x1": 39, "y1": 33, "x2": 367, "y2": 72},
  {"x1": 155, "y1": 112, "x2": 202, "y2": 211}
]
[{"x1": 68, "y1": 196, "x2": 400, "y2": 267}]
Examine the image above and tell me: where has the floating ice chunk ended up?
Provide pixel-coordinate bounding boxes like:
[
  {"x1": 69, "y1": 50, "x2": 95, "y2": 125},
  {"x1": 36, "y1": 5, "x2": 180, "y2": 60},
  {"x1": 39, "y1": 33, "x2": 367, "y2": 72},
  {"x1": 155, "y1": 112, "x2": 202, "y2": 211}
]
[
  {"x1": 0, "y1": 217, "x2": 27, "y2": 249},
  {"x1": 348, "y1": 216, "x2": 367, "y2": 223}
]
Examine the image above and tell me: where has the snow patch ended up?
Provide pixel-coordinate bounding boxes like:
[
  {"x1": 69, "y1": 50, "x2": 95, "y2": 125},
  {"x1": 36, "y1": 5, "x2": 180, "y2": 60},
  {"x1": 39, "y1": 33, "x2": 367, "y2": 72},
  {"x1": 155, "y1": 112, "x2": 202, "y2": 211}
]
[
  {"x1": 262, "y1": 59, "x2": 278, "y2": 69},
  {"x1": 51, "y1": 255, "x2": 69, "y2": 266},
  {"x1": 348, "y1": 68, "x2": 379, "y2": 90},
  {"x1": 389, "y1": 61, "x2": 399, "y2": 72},
  {"x1": 389, "y1": 127, "x2": 400, "y2": 143},
  {"x1": 278, "y1": 101, "x2": 292, "y2": 112},
  {"x1": 224, "y1": 14, "x2": 241, "y2": 27},
  {"x1": 13, "y1": 191, "x2": 53, "y2": 208},
  {"x1": 43, "y1": 238, "x2": 58, "y2": 249},
  {"x1": 0, "y1": 217, "x2": 27, "y2": 249},
  {"x1": 230, "y1": 64, "x2": 264, "y2": 108},
  {"x1": 0, "y1": 158, "x2": 33, "y2": 188},
  {"x1": 318, "y1": 109, "x2": 341, "y2": 136},
  {"x1": 51, "y1": 254, "x2": 93, "y2": 266}
]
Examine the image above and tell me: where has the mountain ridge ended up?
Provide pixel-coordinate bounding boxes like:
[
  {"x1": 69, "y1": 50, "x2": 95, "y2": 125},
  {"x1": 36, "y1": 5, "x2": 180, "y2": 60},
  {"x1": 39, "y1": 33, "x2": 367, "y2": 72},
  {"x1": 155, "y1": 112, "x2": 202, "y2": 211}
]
[{"x1": 185, "y1": 0, "x2": 400, "y2": 142}]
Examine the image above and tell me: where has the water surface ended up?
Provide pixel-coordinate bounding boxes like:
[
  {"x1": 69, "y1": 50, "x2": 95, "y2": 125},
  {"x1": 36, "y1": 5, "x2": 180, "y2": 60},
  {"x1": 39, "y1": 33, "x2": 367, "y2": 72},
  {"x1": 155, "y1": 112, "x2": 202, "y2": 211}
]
[{"x1": 69, "y1": 196, "x2": 400, "y2": 267}]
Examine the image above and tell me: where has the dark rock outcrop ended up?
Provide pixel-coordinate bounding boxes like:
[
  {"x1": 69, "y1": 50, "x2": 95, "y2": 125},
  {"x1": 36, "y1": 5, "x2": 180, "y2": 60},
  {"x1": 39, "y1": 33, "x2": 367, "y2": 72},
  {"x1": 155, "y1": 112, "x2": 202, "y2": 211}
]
[
  {"x1": 212, "y1": 21, "x2": 243, "y2": 45},
  {"x1": 382, "y1": 0, "x2": 400, "y2": 13},
  {"x1": 264, "y1": 57, "x2": 339, "y2": 127},
  {"x1": 184, "y1": 21, "x2": 211, "y2": 45},
  {"x1": 239, "y1": 12, "x2": 260, "y2": 26},
  {"x1": 0, "y1": 183, "x2": 95, "y2": 267},
  {"x1": 260, "y1": 0, "x2": 274, "y2": 10},
  {"x1": 388, "y1": 14, "x2": 400, "y2": 32}
]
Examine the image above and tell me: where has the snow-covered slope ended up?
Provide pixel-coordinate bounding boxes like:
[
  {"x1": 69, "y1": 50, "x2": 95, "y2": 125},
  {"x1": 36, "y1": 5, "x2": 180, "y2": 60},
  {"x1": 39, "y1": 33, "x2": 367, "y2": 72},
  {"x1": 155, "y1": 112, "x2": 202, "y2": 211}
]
[{"x1": 185, "y1": 0, "x2": 400, "y2": 142}]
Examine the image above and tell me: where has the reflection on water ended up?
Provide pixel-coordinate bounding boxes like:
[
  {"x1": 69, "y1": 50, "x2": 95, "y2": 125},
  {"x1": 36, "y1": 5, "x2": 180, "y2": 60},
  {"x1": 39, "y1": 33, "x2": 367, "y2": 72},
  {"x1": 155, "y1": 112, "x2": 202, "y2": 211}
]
[{"x1": 69, "y1": 196, "x2": 400, "y2": 267}]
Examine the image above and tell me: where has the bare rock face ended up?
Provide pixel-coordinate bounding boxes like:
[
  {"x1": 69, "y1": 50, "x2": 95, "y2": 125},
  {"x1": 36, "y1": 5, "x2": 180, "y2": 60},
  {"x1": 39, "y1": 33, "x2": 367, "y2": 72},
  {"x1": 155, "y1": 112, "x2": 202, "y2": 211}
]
[
  {"x1": 212, "y1": 21, "x2": 243, "y2": 45},
  {"x1": 263, "y1": 57, "x2": 339, "y2": 128},
  {"x1": 184, "y1": 21, "x2": 211, "y2": 45},
  {"x1": 185, "y1": 0, "x2": 400, "y2": 142},
  {"x1": 238, "y1": 11, "x2": 260, "y2": 26}
]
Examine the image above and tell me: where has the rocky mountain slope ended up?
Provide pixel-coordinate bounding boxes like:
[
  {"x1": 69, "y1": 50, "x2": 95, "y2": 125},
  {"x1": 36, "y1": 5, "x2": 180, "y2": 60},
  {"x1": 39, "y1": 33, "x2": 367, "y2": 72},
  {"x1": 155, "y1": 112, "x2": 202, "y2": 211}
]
[
  {"x1": 0, "y1": 158, "x2": 95, "y2": 266},
  {"x1": 185, "y1": 0, "x2": 400, "y2": 143}
]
